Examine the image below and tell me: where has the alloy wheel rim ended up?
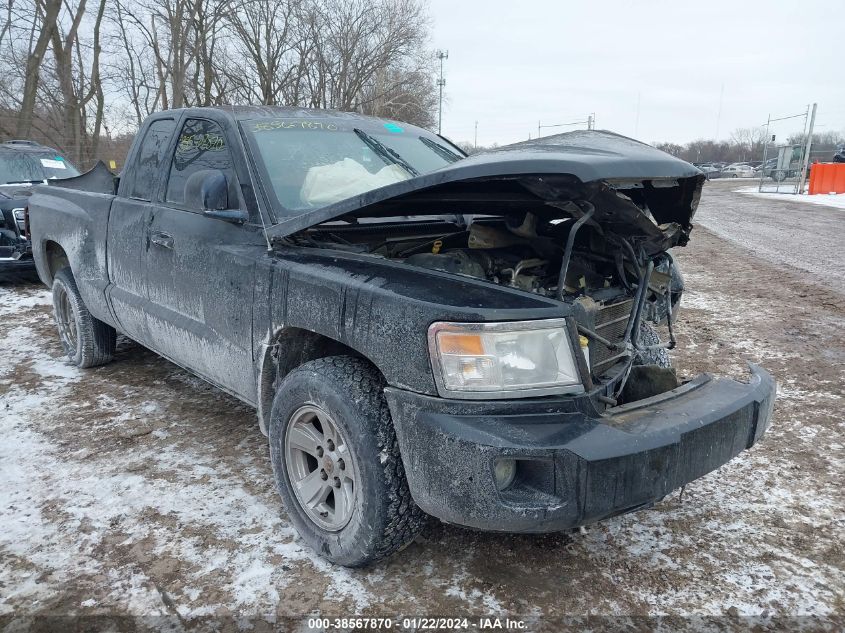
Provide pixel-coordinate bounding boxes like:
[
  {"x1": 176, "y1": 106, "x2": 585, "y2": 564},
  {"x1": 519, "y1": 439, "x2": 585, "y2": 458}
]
[
  {"x1": 284, "y1": 405, "x2": 357, "y2": 531},
  {"x1": 55, "y1": 286, "x2": 78, "y2": 354}
]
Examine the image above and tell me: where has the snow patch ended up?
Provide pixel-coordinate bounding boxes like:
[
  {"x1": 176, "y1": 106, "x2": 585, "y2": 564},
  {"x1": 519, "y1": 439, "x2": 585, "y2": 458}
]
[
  {"x1": 0, "y1": 287, "x2": 52, "y2": 316},
  {"x1": 735, "y1": 186, "x2": 845, "y2": 210}
]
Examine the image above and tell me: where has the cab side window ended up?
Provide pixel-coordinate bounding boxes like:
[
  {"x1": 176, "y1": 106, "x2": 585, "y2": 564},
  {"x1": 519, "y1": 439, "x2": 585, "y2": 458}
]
[
  {"x1": 129, "y1": 118, "x2": 175, "y2": 201},
  {"x1": 166, "y1": 119, "x2": 236, "y2": 206}
]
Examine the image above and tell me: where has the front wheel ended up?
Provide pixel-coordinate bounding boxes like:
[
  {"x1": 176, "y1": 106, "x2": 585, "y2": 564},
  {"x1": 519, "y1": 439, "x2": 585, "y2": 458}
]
[
  {"x1": 269, "y1": 356, "x2": 426, "y2": 566},
  {"x1": 52, "y1": 267, "x2": 116, "y2": 368},
  {"x1": 635, "y1": 322, "x2": 671, "y2": 368}
]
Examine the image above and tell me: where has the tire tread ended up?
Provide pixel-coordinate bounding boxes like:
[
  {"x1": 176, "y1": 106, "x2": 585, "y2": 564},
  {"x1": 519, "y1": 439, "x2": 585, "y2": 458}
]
[
  {"x1": 275, "y1": 356, "x2": 427, "y2": 565},
  {"x1": 53, "y1": 267, "x2": 116, "y2": 368}
]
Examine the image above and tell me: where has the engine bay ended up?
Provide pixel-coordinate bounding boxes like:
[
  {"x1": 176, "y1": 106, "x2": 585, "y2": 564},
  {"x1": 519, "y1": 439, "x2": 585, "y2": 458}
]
[
  {"x1": 289, "y1": 209, "x2": 682, "y2": 313},
  {"x1": 287, "y1": 204, "x2": 685, "y2": 398}
]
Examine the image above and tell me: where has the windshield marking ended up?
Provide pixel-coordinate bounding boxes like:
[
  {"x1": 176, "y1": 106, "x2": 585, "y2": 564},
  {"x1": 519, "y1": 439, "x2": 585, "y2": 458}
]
[{"x1": 252, "y1": 119, "x2": 339, "y2": 132}]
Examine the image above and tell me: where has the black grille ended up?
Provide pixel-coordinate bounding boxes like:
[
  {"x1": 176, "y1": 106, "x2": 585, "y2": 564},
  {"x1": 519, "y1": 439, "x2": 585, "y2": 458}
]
[{"x1": 590, "y1": 299, "x2": 633, "y2": 375}]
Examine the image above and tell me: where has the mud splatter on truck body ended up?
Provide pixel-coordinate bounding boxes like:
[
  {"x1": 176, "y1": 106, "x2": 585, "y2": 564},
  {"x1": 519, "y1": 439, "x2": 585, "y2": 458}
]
[{"x1": 26, "y1": 106, "x2": 774, "y2": 565}]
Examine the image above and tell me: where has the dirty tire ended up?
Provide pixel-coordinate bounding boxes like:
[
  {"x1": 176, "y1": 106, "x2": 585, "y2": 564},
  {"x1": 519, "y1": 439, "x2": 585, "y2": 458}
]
[
  {"x1": 269, "y1": 356, "x2": 427, "y2": 566},
  {"x1": 52, "y1": 267, "x2": 116, "y2": 368},
  {"x1": 635, "y1": 322, "x2": 671, "y2": 368}
]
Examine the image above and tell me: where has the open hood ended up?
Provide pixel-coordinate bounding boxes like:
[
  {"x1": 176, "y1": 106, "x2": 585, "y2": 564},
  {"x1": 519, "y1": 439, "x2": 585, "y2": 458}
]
[{"x1": 265, "y1": 130, "x2": 705, "y2": 251}]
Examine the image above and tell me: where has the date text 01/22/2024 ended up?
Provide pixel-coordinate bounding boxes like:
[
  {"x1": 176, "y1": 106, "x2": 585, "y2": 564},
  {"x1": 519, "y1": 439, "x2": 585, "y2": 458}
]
[{"x1": 306, "y1": 617, "x2": 528, "y2": 630}]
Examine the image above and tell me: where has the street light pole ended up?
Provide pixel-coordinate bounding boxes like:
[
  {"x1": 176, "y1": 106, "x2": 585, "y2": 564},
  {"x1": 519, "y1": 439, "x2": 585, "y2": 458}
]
[{"x1": 436, "y1": 50, "x2": 448, "y2": 134}]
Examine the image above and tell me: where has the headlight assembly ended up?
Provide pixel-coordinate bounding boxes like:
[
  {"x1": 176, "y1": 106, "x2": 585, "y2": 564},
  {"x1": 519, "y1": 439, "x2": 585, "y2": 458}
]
[{"x1": 428, "y1": 319, "x2": 585, "y2": 399}]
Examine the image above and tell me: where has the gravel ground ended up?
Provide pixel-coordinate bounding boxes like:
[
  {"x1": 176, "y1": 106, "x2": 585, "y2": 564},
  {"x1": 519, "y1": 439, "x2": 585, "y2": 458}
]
[
  {"x1": 1, "y1": 183, "x2": 844, "y2": 631},
  {"x1": 695, "y1": 179, "x2": 845, "y2": 293}
]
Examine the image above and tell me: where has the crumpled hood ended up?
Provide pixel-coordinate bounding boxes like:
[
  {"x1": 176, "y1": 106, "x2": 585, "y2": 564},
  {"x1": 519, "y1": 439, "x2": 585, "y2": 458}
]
[{"x1": 266, "y1": 130, "x2": 705, "y2": 250}]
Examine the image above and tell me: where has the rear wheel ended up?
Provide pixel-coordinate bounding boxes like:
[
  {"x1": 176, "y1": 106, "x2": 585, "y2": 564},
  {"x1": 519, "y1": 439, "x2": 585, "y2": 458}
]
[
  {"x1": 52, "y1": 267, "x2": 116, "y2": 368},
  {"x1": 269, "y1": 356, "x2": 426, "y2": 566}
]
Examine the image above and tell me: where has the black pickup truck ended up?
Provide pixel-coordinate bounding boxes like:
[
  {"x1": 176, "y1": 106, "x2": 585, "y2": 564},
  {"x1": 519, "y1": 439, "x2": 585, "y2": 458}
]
[{"x1": 28, "y1": 106, "x2": 775, "y2": 566}]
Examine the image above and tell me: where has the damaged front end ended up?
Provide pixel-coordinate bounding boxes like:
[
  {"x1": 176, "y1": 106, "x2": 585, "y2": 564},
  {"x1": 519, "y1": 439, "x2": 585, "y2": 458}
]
[
  {"x1": 262, "y1": 129, "x2": 775, "y2": 533},
  {"x1": 273, "y1": 135, "x2": 702, "y2": 406}
]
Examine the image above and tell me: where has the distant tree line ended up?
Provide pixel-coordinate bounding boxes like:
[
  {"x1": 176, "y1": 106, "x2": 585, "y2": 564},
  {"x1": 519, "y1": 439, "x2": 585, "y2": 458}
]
[
  {"x1": 653, "y1": 128, "x2": 845, "y2": 164},
  {"x1": 0, "y1": 0, "x2": 437, "y2": 169}
]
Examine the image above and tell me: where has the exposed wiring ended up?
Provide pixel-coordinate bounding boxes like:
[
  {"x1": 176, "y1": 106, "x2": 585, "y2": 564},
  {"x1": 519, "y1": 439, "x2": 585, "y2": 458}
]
[{"x1": 555, "y1": 201, "x2": 596, "y2": 300}]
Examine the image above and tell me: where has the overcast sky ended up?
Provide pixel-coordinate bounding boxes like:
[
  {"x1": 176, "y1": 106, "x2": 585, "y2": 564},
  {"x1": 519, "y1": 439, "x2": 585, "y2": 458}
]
[{"x1": 427, "y1": 0, "x2": 844, "y2": 147}]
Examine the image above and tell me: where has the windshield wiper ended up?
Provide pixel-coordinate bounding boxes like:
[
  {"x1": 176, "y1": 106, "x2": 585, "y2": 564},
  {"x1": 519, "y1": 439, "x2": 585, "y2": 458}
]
[
  {"x1": 353, "y1": 128, "x2": 420, "y2": 177},
  {"x1": 419, "y1": 136, "x2": 462, "y2": 163}
]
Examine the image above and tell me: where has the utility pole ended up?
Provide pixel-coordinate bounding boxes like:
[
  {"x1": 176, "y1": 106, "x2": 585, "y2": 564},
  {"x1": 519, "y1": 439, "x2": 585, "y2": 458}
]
[
  {"x1": 798, "y1": 103, "x2": 817, "y2": 194},
  {"x1": 587, "y1": 114, "x2": 594, "y2": 130},
  {"x1": 715, "y1": 83, "x2": 724, "y2": 140},
  {"x1": 634, "y1": 93, "x2": 641, "y2": 137},
  {"x1": 474, "y1": 121, "x2": 478, "y2": 149},
  {"x1": 436, "y1": 50, "x2": 448, "y2": 134}
]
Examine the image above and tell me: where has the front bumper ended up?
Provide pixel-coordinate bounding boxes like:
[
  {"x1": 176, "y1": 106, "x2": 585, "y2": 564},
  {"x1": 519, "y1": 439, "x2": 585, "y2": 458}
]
[
  {"x1": 385, "y1": 364, "x2": 775, "y2": 532},
  {"x1": 0, "y1": 253, "x2": 37, "y2": 281}
]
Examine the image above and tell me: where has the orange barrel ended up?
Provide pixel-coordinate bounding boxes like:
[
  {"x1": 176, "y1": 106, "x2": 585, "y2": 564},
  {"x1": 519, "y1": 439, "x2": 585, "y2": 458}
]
[{"x1": 809, "y1": 163, "x2": 845, "y2": 195}]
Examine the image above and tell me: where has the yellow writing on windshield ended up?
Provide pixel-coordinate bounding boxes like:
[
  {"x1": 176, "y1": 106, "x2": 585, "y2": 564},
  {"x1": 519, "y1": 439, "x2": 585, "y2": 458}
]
[{"x1": 252, "y1": 120, "x2": 339, "y2": 132}]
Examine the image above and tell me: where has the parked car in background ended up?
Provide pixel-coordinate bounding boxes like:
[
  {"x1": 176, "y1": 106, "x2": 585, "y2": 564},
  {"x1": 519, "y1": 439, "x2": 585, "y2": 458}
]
[
  {"x1": 695, "y1": 163, "x2": 722, "y2": 179},
  {"x1": 0, "y1": 140, "x2": 79, "y2": 281},
  {"x1": 0, "y1": 188, "x2": 37, "y2": 281},
  {"x1": 759, "y1": 156, "x2": 803, "y2": 182},
  {"x1": 721, "y1": 163, "x2": 755, "y2": 178},
  {"x1": 757, "y1": 158, "x2": 777, "y2": 175},
  {"x1": 834, "y1": 144, "x2": 845, "y2": 163},
  {"x1": 0, "y1": 140, "x2": 80, "y2": 186}
]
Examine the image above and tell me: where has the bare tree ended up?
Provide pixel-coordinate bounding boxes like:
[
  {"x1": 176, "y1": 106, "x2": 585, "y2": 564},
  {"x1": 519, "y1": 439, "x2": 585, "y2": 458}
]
[
  {"x1": 359, "y1": 61, "x2": 437, "y2": 128},
  {"x1": 223, "y1": 0, "x2": 301, "y2": 105},
  {"x1": 188, "y1": 0, "x2": 232, "y2": 106},
  {"x1": 730, "y1": 127, "x2": 766, "y2": 162},
  {"x1": 305, "y1": 0, "x2": 428, "y2": 111},
  {"x1": 46, "y1": 0, "x2": 107, "y2": 164},
  {"x1": 17, "y1": 0, "x2": 61, "y2": 137},
  {"x1": 116, "y1": 0, "x2": 200, "y2": 111},
  {"x1": 1, "y1": 0, "x2": 440, "y2": 168}
]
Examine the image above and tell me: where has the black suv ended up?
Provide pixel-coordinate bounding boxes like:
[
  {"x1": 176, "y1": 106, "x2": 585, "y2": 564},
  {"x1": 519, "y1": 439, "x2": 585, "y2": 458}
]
[{"x1": 0, "y1": 140, "x2": 79, "y2": 280}]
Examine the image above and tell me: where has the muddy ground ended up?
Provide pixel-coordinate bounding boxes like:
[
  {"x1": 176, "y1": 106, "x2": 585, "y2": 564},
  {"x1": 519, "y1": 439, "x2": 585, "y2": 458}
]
[{"x1": 1, "y1": 181, "x2": 843, "y2": 631}]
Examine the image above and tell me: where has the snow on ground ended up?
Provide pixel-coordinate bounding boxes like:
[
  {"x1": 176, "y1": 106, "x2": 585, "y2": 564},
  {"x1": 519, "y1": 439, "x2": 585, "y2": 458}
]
[
  {"x1": 1, "y1": 183, "x2": 844, "y2": 628},
  {"x1": 0, "y1": 287, "x2": 53, "y2": 316},
  {"x1": 735, "y1": 186, "x2": 845, "y2": 210}
]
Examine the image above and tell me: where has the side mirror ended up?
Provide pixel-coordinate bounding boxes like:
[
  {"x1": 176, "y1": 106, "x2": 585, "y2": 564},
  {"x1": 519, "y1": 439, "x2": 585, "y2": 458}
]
[{"x1": 184, "y1": 169, "x2": 248, "y2": 223}]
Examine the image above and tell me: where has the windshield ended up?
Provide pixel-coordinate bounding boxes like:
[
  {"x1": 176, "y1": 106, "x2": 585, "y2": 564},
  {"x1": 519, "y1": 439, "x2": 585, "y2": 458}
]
[
  {"x1": 0, "y1": 150, "x2": 80, "y2": 184},
  {"x1": 242, "y1": 118, "x2": 464, "y2": 216}
]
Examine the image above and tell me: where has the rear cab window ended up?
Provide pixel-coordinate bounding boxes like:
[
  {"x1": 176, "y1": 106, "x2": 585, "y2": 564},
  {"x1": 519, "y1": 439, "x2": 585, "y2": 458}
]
[{"x1": 128, "y1": 118, "x2": 176, "y2": 201}]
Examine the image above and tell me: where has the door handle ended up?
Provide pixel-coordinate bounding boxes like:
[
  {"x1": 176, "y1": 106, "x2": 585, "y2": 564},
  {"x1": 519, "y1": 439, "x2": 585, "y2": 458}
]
[{"x1": 150, "y1": 231, "x2": 174, "y2": 249}]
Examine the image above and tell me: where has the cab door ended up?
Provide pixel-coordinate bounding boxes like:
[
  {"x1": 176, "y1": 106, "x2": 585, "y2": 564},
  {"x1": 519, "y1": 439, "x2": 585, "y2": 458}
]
[
  {"x1": 106, "y1": 117, "x2": 176, "y2": 342},
  {"x1": 142, "y1": 116, "x2": 265, "y2": 401}
]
